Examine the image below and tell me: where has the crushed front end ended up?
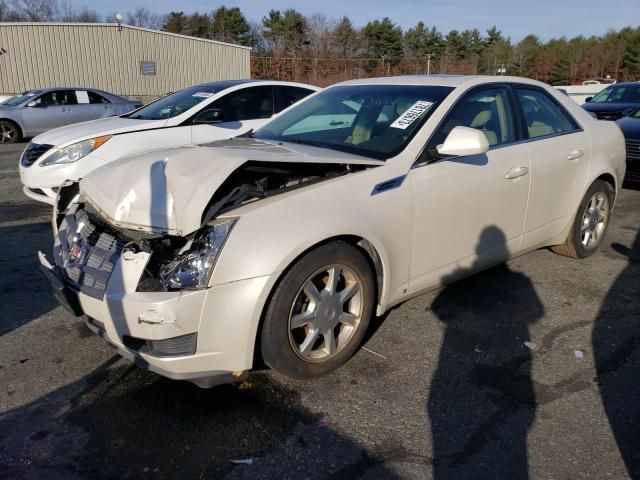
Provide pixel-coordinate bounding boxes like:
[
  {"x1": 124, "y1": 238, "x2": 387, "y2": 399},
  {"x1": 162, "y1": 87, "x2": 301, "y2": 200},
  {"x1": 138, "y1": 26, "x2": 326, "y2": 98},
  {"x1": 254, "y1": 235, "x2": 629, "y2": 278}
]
[{"x1": 39, "y1": 197, "x2": 268, "y2": 388}]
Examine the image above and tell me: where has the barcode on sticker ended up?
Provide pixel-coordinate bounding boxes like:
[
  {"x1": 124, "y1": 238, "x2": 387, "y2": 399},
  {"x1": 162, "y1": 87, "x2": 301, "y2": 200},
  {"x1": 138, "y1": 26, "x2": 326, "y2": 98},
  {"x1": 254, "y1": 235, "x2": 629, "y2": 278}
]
[
  {"x1": 192, "y1": 92, "x2": 213, "y2": 98},
  {"x1": 390, "y1": 100, "x2": 434, "y2": 129}
]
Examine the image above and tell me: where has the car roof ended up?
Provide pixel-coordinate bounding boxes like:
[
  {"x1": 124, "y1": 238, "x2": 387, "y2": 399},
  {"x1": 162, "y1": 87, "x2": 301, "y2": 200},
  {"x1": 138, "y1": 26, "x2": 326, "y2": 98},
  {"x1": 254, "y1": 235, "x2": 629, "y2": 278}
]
[
  {"x1": 192, "y1": 79, "x2": 318, "y2": 90},
  {"x1": 333, "y1": 74, "x2": 551, "y2": 89}
]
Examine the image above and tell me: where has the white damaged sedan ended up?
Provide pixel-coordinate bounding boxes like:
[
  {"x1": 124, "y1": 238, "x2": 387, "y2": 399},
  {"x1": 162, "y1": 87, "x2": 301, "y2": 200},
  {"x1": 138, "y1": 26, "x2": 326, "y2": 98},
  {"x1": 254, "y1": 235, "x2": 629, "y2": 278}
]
[{"x1": 40, "y1": 75, "x2": 626, "y2": 387}]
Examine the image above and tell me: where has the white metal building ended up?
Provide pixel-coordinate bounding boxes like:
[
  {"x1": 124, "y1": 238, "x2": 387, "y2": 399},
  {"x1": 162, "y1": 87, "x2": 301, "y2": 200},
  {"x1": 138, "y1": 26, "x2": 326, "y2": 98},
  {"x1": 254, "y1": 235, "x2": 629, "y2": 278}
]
[{"x1": 0, "y1": 23, "x2": 251, "y2": 102}]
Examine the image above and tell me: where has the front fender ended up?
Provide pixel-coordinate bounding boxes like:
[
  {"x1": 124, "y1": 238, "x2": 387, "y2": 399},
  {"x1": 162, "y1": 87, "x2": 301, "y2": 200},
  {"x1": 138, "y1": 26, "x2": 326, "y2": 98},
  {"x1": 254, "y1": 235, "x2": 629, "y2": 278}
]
[{"x1": 210, "y1": 165, "x2": 413, "y2": 311}]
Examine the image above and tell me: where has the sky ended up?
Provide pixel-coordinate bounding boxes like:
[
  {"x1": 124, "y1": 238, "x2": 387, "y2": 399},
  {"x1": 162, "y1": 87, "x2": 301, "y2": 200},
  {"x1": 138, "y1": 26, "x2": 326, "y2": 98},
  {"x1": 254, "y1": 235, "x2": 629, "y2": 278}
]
[{"x1": 84, "y1": 0, "x2": 639, "y2": 41}]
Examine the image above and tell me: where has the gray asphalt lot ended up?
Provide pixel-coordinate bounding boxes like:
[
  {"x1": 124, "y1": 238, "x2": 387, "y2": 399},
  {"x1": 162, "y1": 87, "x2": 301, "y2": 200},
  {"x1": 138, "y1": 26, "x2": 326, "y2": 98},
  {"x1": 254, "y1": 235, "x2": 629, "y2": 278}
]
[{"x1": 1, "y1": 142, "x2": 639, "y2": 479}]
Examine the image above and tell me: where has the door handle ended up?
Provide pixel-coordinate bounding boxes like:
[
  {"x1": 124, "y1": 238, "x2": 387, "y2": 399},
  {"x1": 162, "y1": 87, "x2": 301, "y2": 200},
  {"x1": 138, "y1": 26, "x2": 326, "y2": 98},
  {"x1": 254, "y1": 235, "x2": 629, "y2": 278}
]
[
  {"x1": 505, "y1": 166, "x2": 529, "y2": 180},
  {"x1": 568, "y1": 149, "x2": 584, "y2": 161}
]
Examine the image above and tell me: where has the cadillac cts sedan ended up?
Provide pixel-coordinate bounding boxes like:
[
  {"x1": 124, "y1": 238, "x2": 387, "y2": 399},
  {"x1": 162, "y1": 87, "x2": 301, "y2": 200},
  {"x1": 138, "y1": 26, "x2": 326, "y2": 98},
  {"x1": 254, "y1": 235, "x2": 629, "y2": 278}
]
[
  {"x1": 40, "y1": 75, "x2": 626, "y2": 387},
  {"x1": 0, "y1": 88, "x2": 141, "y2": 143}
]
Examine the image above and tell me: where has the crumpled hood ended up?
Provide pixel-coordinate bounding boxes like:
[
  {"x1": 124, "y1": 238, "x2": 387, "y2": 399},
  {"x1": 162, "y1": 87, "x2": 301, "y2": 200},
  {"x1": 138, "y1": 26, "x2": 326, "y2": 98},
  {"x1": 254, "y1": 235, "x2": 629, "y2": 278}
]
[
  {"x1": 32, "y1": 116, "x2": 165, "y2": 147},
  {"x1": 80, "y1": 138, "x2": 384, "y2": 236}
]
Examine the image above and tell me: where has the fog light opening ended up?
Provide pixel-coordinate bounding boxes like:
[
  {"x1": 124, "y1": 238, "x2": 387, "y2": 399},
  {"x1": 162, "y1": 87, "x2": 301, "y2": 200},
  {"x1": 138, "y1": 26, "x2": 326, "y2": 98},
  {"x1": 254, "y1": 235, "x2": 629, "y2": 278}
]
[{"x1": 146, "y1": 333, "x2": 197, "y2": 357}]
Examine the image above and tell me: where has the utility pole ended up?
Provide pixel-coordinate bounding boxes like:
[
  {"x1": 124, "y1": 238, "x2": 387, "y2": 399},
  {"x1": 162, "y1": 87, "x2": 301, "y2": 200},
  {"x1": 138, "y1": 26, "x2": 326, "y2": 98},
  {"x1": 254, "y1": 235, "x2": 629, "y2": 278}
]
[{"x1": 426, "y1": 53, "x2": 432, "y2": 75}]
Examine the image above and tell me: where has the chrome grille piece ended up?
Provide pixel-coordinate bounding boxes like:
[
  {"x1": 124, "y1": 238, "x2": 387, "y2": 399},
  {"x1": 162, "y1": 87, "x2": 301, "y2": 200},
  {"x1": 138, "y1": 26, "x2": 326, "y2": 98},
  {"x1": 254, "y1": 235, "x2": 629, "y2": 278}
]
[
  {"x1": 54, "y1": 209, "x2": 123, "y2": 298},
  {"x1": 20, "y1": 142, "x2": 54, "y2": 167}
]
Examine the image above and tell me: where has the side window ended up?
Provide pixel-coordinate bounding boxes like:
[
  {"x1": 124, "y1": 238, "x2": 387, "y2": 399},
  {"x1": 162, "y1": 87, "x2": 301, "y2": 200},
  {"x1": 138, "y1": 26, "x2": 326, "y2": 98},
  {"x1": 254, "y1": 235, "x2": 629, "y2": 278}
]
[
  {"x1": 429, "y1": 87, "x2": 516, "y2": 151},
  {"x1": 275, "y1": 86, "x2": 314, "y2": 112},
  {"x1": 213, "y1": 86, "x2": 274, "y2": 121},
  {"x1": 88, "y1": 91, "x2": 111, "y2": 104},
  {"x1": 515, "y1": 88, "x2": 579, "y2": 139},
  {"x1": 34, "y1": 90, "x2": 78, "y2": 106}
]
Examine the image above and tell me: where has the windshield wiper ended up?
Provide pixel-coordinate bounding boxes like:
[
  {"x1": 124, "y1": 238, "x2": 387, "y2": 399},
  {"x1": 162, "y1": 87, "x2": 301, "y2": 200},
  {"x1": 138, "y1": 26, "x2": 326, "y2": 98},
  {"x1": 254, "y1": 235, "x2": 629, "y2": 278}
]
[{"x1": 237, "y1": 129, "x2": 254, "y2": 138}]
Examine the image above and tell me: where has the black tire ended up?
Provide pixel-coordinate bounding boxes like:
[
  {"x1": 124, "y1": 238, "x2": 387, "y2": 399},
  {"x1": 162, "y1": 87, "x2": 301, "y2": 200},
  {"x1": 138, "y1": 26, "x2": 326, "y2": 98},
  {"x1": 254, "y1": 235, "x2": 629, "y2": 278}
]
[
  {"x1": 0, "y1": 120, "x2": 22, "y2": 144},
  {"x1": 552, "y1": 179, "x2": 614, "y2": 258},
  {"x1": 261, "y1": 241, "x2": 375, "y2": 379}
]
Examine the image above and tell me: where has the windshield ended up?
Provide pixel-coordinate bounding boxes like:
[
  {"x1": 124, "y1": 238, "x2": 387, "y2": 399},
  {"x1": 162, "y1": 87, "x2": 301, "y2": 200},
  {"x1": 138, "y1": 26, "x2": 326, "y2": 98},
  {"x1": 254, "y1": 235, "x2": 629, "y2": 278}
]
[
  {"x1": 126, "y1": 85, "x2": 222, "y2": 120},
  {"x1": 2, "y1": 90, "x2": 41, "y2": 107},
  {"x1": 253, "y1": 84, "x2": 453, "y2": 160},
  {"x1": 591, "y1": 84, "x2": 640, "y2": 104}
]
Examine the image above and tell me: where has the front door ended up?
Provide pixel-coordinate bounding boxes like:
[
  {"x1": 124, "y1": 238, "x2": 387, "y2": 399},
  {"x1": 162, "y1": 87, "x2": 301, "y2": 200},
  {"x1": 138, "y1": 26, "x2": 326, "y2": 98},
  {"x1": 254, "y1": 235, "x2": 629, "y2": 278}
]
[
  {"x1": 191, "y1": 86, "x2": 275, "y2": 144},
  {"x1": 409, "y1": 86, "x2": 530, "y2": 291},
  {"x1": 23, "y1": 89, "x2": 77, "y2": 135}
]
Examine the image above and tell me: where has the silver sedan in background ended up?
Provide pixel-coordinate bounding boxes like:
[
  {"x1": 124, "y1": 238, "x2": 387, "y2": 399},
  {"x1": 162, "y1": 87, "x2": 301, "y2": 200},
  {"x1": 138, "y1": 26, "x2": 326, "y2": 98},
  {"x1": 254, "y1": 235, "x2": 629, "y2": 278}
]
[{"x1": 0, "y1": 88, "x2": 142, "y2": 143}]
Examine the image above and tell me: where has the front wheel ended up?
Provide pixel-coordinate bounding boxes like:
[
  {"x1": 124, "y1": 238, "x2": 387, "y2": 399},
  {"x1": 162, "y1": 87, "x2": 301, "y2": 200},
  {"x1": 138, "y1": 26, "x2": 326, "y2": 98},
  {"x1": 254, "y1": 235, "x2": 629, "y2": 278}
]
[
  {"x1": 261, "y1": 241, "x2": 375, "y2": 379},
  {"x1": 552, "y1": 179, "x2": 613, "y2": 258}
]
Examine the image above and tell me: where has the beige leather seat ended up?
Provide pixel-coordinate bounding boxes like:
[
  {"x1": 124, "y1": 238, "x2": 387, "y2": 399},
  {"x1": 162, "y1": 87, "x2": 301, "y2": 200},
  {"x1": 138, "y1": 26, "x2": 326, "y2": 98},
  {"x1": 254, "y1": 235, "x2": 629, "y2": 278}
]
[
  {"x1": 470, "y1": 110, "x2": 498, "y2": 146},
  {"x1": 528, "y1": 121, "x2": 553, "y2": 138}
]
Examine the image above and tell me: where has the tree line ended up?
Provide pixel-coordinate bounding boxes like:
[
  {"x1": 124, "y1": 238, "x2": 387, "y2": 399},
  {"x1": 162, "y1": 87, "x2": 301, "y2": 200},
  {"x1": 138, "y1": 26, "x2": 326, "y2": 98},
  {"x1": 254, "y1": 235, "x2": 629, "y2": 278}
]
[{"x1": 2, "y1": 0, "x2": 639, "y2": 86}]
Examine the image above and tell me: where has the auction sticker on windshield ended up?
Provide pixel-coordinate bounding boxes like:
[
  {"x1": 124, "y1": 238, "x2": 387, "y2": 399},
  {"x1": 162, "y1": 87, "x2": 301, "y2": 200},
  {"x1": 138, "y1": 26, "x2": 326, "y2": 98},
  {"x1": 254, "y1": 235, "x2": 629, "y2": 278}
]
[
  {"x1": 192, "y1": 92, "x2": 214, "y2": 98},
  {"x1": 390, "y1": 100, "x2": 434, "y2": 129}
]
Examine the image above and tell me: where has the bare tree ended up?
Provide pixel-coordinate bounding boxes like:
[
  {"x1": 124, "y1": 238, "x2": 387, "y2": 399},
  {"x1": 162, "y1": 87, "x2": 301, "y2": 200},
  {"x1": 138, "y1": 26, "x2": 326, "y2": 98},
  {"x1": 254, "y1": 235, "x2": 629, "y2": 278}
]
[
  {"x1": 10, "y1": 0, "x2": 57, "y2": 21},
  {"x1": 126, "y1": 7, "x2": 165, "y2": 30},
  {"x1": 57, "y1": 1, "x2": 99, "y2": 22}
]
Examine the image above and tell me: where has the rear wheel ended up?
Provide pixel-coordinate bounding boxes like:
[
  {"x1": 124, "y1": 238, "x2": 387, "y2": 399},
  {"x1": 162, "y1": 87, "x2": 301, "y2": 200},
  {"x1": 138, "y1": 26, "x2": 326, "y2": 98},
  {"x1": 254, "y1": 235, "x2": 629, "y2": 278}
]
[
  {"x1": 552, "y1": 179, "x2": 613, "y2": 258},
  {"x1": 0, "y1": 120, "x2": 21, "y2": 144},
  {"x1": 261, "y1": 241, "x2": 375, "y2": 379}
]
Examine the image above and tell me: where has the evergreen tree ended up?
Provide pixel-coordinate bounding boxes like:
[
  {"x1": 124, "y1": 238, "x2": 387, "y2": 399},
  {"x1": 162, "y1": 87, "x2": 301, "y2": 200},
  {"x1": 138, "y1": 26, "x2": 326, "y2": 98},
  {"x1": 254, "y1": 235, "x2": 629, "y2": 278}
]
[
  {"x1": 211, "y1": 6, "x2": 250, "y2": 46},
  {"x1": 362, "y1": 17, "x2": 403, "y2": 59},
  {"x1": 334, "y1": 16, "x2": 356, "y2": 56},
  {"x1": 163, "y1": 11, "x2": 188, "y2": 34}
]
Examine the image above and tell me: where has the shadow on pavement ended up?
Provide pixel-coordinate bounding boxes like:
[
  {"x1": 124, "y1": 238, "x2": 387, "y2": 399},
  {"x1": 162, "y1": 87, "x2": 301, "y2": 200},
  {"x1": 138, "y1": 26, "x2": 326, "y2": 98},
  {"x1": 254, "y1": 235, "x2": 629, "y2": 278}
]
[
  {"x1": 0, "y1": 354, "x2": 401, "y2": 480},
  {"x1": 593, "y1": 229, "x2": 640, "y2": 478},
  {"x1": 428, "y1": 227, "x2": 544, "y2": 479},
  {"x1": 0, "y1": 221, "x2": 58, "y2": 336}
]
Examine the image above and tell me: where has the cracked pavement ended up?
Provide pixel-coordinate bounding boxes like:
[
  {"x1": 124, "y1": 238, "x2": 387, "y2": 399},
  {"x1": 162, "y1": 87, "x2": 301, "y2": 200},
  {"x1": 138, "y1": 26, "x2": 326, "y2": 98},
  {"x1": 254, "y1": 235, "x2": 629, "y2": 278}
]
[{"x1": 1, "y1": 142, "x2": 639, "y2": 479}]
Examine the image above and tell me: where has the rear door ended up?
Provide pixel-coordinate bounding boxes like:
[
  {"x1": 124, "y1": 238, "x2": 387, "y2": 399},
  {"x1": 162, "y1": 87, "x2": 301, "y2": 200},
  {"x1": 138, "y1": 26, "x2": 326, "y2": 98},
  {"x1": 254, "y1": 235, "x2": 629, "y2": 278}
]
[
  {"x1": 514, "y1": 86, "x2": 590, "y2": 249},
  {"x1": 190, "y1": 86, "x2": 274, "y2": 144},
  {"x1": 71, "y1": 90, "x2": 98, "y2": 123},
  {"x1": 87, "y1": 90, "x2": 119, "y2": 117}
]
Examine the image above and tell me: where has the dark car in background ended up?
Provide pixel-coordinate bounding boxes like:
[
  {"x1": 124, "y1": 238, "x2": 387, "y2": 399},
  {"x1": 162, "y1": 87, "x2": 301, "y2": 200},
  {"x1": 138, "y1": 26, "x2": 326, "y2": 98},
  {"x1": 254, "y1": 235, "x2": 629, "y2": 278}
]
[
  {"x1": 0, "y1": 88, "x2": 142, "y2": 143},
  {"x1": 617, "y1": 108, "x2": 640, "y2": 183},
  {"x1": 583, "y1": 82, "x2": 640, "y2": 121}
]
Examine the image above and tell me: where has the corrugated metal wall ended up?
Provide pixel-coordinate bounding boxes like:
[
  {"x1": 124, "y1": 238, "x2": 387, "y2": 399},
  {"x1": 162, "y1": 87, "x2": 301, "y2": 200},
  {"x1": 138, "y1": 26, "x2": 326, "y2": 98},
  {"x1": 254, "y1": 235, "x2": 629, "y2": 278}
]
[{"x1": 0, "y1": 23, "x2": 251, "y2": 98}]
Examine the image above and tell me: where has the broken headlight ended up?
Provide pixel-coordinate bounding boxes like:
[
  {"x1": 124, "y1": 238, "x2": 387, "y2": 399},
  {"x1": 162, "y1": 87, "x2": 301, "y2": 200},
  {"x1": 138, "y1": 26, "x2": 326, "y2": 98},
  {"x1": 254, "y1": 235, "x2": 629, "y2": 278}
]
[{"x1": 160, "y1": 218, "x2": 236, "y2": 290}]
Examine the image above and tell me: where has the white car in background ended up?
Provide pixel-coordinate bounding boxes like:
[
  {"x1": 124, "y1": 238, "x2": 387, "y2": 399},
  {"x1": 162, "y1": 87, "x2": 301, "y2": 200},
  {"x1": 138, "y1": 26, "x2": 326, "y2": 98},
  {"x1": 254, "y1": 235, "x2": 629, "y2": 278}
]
[
  {"x1": 41, "y1": 75, "x2": 625, "y2": 387},
  {"x1": 19, "y1": 80, "x2": 319, "y2": 204}
]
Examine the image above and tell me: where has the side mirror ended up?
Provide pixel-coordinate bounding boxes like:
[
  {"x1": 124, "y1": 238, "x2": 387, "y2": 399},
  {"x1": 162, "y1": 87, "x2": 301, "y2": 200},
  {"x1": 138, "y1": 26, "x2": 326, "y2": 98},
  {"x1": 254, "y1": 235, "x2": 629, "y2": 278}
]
[
  {"x1": 193, "y1": 108, "x2": 224, "y2": 125},
  {"x1": 585, "y1": 97, "x2": 593, "y2": 103},
  {"x1": 27, "y1": 101, "x2": 42, "y2": 108},
  {"x1": 436, "y1": 126, "x2": 490, "y2": 157}
]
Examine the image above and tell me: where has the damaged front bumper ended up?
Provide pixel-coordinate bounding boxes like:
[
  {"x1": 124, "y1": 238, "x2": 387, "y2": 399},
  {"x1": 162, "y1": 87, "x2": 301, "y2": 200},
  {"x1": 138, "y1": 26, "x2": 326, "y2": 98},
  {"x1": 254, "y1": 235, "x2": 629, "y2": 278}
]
[{"x1": 39, "y1": 209, "x2": 273, "y2": 388}]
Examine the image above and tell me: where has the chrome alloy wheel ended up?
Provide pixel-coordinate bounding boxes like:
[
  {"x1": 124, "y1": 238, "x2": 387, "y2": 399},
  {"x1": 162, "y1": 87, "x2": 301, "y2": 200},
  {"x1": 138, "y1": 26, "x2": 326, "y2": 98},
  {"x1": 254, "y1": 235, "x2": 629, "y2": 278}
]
[
  {"x1": 288, "y1": 264, "x2": 364, "y2": 362},
  {"x1": 580, "y1": 192, "x2": 609, "y2": 250},
  {"x1": 0, "y1": 123, "x2": 17, "y2": 143}
]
